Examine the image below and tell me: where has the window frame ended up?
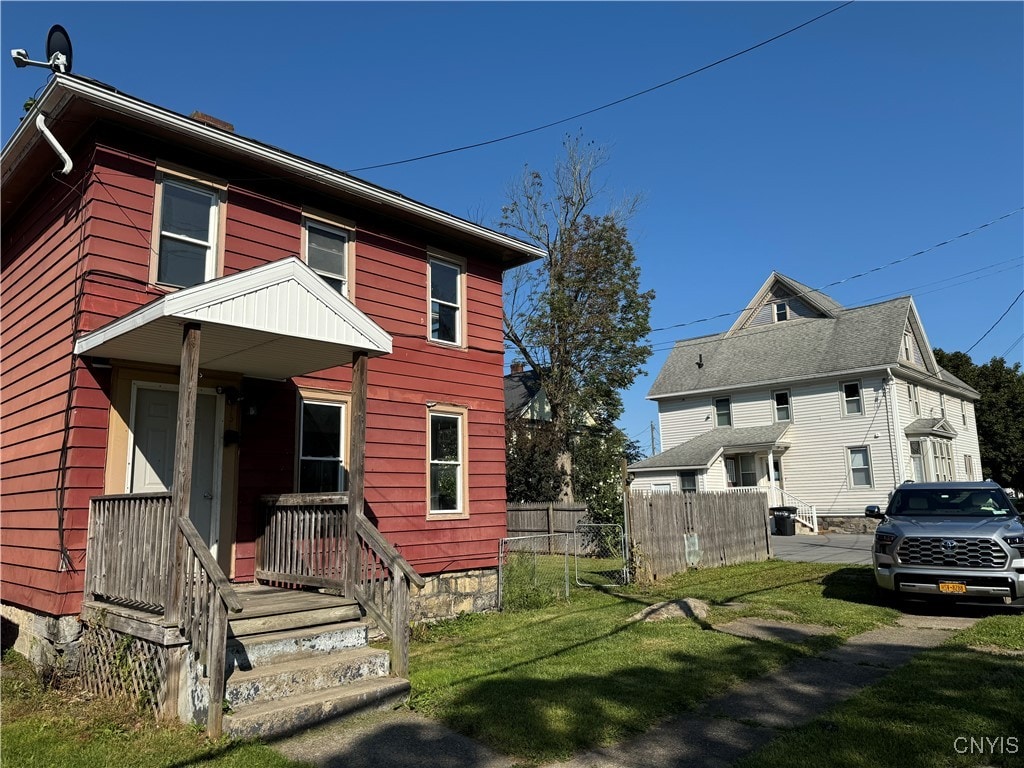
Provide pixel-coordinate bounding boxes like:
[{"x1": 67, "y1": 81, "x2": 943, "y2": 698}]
[
  {"x1": 427, "y1": 252, "x2": 466, "y2": 347},
  {"x1": 150, "y1": 167, "x2": 226, "y2": 289},
  {"x1": 932, "y1": 439, "x2": 954, "y2": 481},
  {"x1": 841, "y1": 381, "x2": 863, "y2": 417},
  {"x1": 678, "y1": 471, "x2": 698, "y2": 492},
  {"x1": 848, "y1": 446, "x2": 873, "y2": 488},
  {"x1": 296, "y1": 392, "x2": 349, "y2": 495},
  {"x1": 960, "y1": 399, "x2": 968, "y2": 427},
  {"x1": 939, "y1": 393, "x2": 946, "y2": 419},
  {"x1": 902, "y1": 332, "x2": 914, "y2": 362},
  {"x1": 426, "y1": 404, "x2": 469, "y2": 519},
  {"x1": 302, "y1": 212, "x2": 355, "y2": 299},
  {"x1": 964, "y1": 454, "x2": 975, "y2": 481},
  {"x1": 772, "y1": 390, "x2": 792, "y2": 422},
  {"x1": 774, "y1": 302, "x2": 789, "y2": 322},
  {"x1": 714, "y1": 397, "x2": 732, "y2": 427}
]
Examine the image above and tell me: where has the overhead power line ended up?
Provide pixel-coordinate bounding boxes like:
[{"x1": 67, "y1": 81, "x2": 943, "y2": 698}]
[
  {"x1": 965, "y1": 289, "x2": 1024, "y2": 355},
  {"x1": 346, "y1": 1, "x2": 855, "y2": 173},
  {"x1": 648, "y1": 207, "x2": 1024, "y2": 335}
]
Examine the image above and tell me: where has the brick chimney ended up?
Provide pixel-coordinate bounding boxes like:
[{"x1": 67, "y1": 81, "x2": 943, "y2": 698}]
[
  {"x1": 510, "y1": 361, "x2": 525, "y2": 375},
  {"x1": 189, "y1": 111, "x2": 235, "y2": 133}
]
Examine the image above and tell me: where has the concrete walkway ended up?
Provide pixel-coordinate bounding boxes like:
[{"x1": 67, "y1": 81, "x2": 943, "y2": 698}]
[{"x1": 270, "y1": 613, "x2": 976, "y2": 768}]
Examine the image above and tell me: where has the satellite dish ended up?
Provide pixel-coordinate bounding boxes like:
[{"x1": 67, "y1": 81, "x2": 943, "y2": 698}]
[
  {"x1": 9, "y1": 24, "x2": 72, "y2": 73},
  {"x1": 45, "y1": 25, "x2": 72, "y2": 74}
]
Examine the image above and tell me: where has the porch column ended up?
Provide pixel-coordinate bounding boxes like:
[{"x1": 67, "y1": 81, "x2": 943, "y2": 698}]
[
  {"x1": 767, "y1": 449, "x2": 778, "y2": 507},
  {"x1": 346, "y1": 351, "x2": 368, "y2": 594},
  {"x1": 164, "y1": 322, "x2": 201, "y2": 622}
]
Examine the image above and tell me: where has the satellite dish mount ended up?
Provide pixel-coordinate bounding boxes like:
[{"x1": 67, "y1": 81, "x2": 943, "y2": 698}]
[{"x1": 10, "y1": 25, "x2": 73, "y2": 74}]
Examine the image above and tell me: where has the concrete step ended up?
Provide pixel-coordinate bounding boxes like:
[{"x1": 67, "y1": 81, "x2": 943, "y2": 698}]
[
  {"x1": 227, "y1": 621, "x2": 370, "y2": 672},
  {"x1": 223, "y1": 676, "x2": 411, "y2": 740},
  {"x1": 229, "y1": 604, "x2": 362, "y2": 637},
  {"x1": 225, "y1": 646, "x2": 390, "y2": 707}
]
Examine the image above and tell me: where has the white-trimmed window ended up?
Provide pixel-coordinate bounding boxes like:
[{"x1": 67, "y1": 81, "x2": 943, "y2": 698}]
[
  {"x1": 907, "y1": 383, "x2": 920, "y2": 416},
  {"x1": 714, "y1": 397, "x2": 732, "y2": 427},
  {"x1": 428, "y1": 406, "x2": 467, "y2": 516},
  {"x1": 304, "y1": 218, "x2": 351, "y2": 294},
  {"x1": 774, "y1": 302, "x2": 789, "y2": 322},
  {"x1": 773, "y1": 390, "x2": 791, "y2": 422},
  {"x1": 841, "y1": 381, "x2": 862, "y2": 416},
  {"x1": 964, "y1": 454, "x2": 975, "y2": 481},
  {"x1": 902, "y1": 332, "x2": 914, "y2": 362},
  {"x1": 909, "y1": 439, "x2": 924, "y2": 482},
  {"x1": 679, "y1": 471, "x2": 697, "y2": 492},
  {"x1": 429, "y1": 255, "x2": 463, "y2": 345},
  {"x1": 155, "y1": 176, "x2": 219, "y2": 288},
  {"x1": 298, "y1": 399, "x2": 346, "y2": 493},
  {"x1": 848, "y1": 447, "x2": 873, "y2": 488},
  {"x1": 960, "y1": 399, "x2": 968, "y2": 427},
  {"x1": 651, "y1": 482, "x2": 673, "y2": 494},
  {"x1": 939, "y1": 393, "x2": 947, "y2": 419}
]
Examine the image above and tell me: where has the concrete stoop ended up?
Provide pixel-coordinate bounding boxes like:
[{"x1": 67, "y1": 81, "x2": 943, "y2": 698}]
[{"x1": 219, "y1": 597, "x2": 409, "y2": 740}]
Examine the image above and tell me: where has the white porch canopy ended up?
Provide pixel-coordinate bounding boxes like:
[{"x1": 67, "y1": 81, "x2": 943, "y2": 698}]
[{"x1": 74, "y1": 257, "x2": 392, "y2": 378}]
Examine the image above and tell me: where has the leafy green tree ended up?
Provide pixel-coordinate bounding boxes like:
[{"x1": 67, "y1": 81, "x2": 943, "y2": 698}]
[
  {"x1": 934, "y1": 349, "x2": 1024, "y2": 490},
  {"x1": 501, "y1": 134, "x2": 654, "y2": 503},
  {"x1": 505, "y1": 417, "x2": 563, "y2": 503}
]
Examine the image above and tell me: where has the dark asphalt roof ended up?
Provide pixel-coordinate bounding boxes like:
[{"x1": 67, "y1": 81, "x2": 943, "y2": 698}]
[{"x1": 629, "y1": 424, "x2": 791, "y2": 471}]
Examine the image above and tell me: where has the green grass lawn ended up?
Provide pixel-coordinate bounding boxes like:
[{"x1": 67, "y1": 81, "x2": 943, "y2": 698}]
[
  {"x1": 409, "y1": 560, "x2": 898, "y2": 762},
  {"x1": 734, "y1": 614, "x2": 1024, "y2": 768},
  {"x1": 0, "y1": 651, "x2": 308, "y2": 768}
]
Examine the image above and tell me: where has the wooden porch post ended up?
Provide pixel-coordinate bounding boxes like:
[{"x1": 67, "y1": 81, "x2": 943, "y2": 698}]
[
  {"x1": 346, "y1": 351, "x2": 368, "y2": 595},
  {"x1": 164, "y1": 322, "x2": 201, "y2": 623}
]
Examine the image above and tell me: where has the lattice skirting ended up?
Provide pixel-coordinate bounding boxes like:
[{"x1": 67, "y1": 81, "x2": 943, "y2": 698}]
[{"x1": 79, "y1": 624, "x2": 171, "y2": 719}]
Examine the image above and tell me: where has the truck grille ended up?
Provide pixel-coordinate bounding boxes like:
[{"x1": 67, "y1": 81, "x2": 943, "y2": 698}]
[{"x1": 897, "y1": 537, "x2": 1007, "y2": 569}]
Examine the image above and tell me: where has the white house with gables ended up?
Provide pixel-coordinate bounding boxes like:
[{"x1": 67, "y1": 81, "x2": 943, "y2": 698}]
[{"x1": 628, "y1": 273, "x2": 983, "y2": 531}]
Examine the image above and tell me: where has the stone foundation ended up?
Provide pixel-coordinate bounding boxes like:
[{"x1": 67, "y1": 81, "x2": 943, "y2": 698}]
[
  {"x1": 0, "y1": 603, "x2": 82, "y2": 673},
  {"x1": 410, "y1": 568, "x2": 498, "y2": 623},
  {"x1": 817, "y1": 515, "x2": 879, "y2": 535}
]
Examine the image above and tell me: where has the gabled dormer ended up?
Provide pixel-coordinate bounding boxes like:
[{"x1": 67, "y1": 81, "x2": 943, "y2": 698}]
[
  {"x1": 897, "y1": 298, "x2": 941, "y2": 375},
  {"x1": 727, "y1": 272, "x2": 842, "y2": 335}
]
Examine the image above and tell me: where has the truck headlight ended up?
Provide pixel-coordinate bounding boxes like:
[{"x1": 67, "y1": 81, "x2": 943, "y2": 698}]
[
  {"x1": 1004, "y1": 535, "x2": 1024, "y2": 558},
  {"x1": 875, "y1": 532, "x2": 896, "y2": 553}
]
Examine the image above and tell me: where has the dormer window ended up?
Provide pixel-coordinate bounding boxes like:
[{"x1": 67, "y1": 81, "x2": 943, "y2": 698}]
[
  {"x1": 774, "y1": 302, "x2": 789, "y2": 322},
  {"x1": 902, "y1": 332, "x2": 914, "y2": 362}
]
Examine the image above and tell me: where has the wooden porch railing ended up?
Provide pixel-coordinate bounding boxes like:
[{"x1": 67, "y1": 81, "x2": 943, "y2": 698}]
[
  {"x1": 85, "y1": 494, "x2": 242, "y2": 738},
  {"x1": 258, "y1": 493, "x2": 425, "y2": 676}
]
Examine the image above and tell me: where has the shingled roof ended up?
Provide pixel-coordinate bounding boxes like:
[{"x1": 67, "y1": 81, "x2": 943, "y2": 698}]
[{"x1": 629, "y1": 424, "x2": 791, "y2": 471}]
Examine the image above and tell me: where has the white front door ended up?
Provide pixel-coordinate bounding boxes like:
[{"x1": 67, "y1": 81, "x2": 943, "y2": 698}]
[{"x1": 129, "y1": 384, "x2": 224, "y2": 556}]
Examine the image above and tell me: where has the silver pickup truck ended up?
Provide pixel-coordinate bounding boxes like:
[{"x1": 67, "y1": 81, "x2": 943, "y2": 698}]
[{"x1": 866, "y1": 481, "x2": 1024, "y2": 604}]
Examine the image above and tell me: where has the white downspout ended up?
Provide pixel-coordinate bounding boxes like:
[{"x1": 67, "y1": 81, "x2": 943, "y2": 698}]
[
  {"x1": 35, "y1": 113, "x2": 73, "y2": 175},
  {"x1": 887, "y1": 368, "x2": 905, "y2": 486}
]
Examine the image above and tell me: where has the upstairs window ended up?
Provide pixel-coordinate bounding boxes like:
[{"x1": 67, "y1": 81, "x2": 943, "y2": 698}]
[
  {"x1": 304, "y1": 219, "x2": 351, "y2": 294},
  {"x1": 961, "y1": 400, "x2": 968, "y2": 427},
  {"x1": 774, "y1": 302, "x2": 789, "y2": 322},
  {"x1": 714, "y1": 397, "x2": 732, "y2": 427},
  {"x1": 155, "y1": 176, "x2": 219, "y2": 288},
  {"x1": 773, "y1": 390, "x2": 791, "y2": 422},
  {"x1": 429, "y1": 256, "x2": 463, "y2": 345},
  {"x1": 964, "y1": 454, "x2": 975, "y2": 481},
  {"x1": 939, "y1": 393, "x2": 947, "y2": 419},
  {"x1": 298, "y1": 399, "x2": 345, "y2": 493},
  {"x1": 842, "y1": 381, "x2": 862, "y2": 416},
  {"x1": 902, "y1": 332, "x2": 914, "y2": 362},
  {"x1": 907, "y1": 383, "x2": 920, "y2": 416}
]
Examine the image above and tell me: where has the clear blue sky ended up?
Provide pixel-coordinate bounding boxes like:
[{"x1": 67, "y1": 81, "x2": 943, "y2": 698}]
[{"x1": 3, "y1": 2, "x2": 1022, "y2": 456}]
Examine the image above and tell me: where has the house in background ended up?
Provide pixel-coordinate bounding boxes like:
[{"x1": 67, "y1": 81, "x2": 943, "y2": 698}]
[
  {"x1": 504, "y1": 361, "x2": 552, "y2": 422},
  {"x1": 1, "y1": 73, "x2": 542, "y2": 735},
  {"x1": 628, "y1": 273, "x2": 982, "y2": 531}
]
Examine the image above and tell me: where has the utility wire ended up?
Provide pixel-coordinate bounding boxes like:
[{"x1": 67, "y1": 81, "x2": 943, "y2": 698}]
[
  {"x1": 648, "y1": 207, "x2": 1023, "y2": 335},
  {"x1": 965, "y1": 289, "x2": 1024, "y2": 355},
  {"x1": 346, "y1": 1, "x2": 855, "y2": 173}
]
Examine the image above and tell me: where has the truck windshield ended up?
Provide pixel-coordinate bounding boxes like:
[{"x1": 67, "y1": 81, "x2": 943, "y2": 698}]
[{"x1": 889, "y1": 488, "x2": 1017, "y2": 517}]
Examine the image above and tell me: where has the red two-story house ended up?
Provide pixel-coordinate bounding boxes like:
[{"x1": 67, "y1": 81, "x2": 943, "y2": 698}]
[{"x1": 1, "y1": 74, "x2": 542, "y2": 736}]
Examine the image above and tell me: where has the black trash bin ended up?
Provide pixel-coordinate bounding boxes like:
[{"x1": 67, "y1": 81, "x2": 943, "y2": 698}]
[{"x1": 770, "y1": 506, "x2": 798, "y2": 536}]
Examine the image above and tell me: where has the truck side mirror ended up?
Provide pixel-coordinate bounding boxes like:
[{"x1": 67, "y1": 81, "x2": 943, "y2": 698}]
[{"x1": 865, "y1": 505, "x2": 884, "y2": 520}]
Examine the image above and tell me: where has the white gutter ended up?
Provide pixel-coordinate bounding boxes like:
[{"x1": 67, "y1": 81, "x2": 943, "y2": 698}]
[
  {"x1": 648, "y1": 364, "x2": 892, "y2": 401},
  {"x1": 12, "y1": 76, "x2": 545, "y2": 263},
  {"x1": 34, "y1": 113, "x2": 73, "y2": 175},
  {"x1": 886, "y1": 367, "x2": 906, "y2": 485}
]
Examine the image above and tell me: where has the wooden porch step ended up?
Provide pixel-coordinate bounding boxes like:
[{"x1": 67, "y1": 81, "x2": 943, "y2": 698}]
[
  {"x1": 229, "y1": 603, "x2": 362, "y2": 637},
  {"x1": 226, "y1": 646, "x2": 390, "y2": 707},
  {"x1": 222, "y1": 676, "x2": 411, "y2": 740}
]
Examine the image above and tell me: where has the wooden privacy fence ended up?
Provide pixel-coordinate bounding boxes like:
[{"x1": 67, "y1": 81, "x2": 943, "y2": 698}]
[
  {"x1": 506, "y1": 503, "x2": 589, "y2": 552},
  {"x1": 628, "y1": 490, "x2": 772, "y2": 580}
]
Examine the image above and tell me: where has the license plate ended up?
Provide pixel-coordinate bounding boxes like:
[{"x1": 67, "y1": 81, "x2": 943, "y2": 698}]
[{"x1": 938, "y1": 582, "x2": 967, "y2": 594}]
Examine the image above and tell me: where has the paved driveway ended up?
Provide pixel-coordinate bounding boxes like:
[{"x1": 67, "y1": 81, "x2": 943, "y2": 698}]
[{"x1": 769, "y1": 533, "x2": 874, "y2": 565}]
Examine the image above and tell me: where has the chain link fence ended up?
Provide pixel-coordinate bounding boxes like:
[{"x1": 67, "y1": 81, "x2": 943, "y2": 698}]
[{"x1": 498, "y1": 523, "x2": 628, "y2": 610}]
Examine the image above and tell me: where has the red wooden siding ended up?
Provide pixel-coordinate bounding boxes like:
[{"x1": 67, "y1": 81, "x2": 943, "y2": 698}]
[{"x1": 5, "y1": 133, "x2": 513, "y2": 617}]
